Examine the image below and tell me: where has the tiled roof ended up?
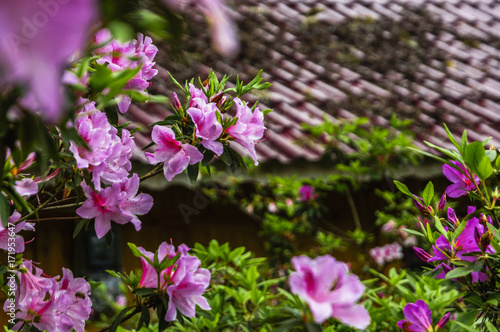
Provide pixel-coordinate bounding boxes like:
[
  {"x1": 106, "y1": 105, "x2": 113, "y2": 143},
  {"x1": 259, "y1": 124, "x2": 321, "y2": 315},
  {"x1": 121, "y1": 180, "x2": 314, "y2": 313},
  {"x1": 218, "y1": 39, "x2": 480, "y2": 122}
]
[{"x1": 129, "y1": 0, "x2": 500, "y2": 165}]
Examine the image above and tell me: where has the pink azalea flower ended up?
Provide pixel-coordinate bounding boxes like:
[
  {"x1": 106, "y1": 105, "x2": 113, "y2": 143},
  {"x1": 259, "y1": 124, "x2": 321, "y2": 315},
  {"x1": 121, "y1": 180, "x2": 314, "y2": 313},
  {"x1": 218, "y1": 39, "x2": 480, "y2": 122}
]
[
  {"x1": 138, "y1": 242, "x2": 179, "y2": 289},
  {"x1": 137, "y1": 242, "x2": 211, "y2": 321},
  {"x1": 226, "y1": 98, "x2": 266, "y2": 166},
  {"x1": 14, "y1": 178, "x2": 38, "y2": 197},
  {"x1": 93, "y1": 30, "x2": 158, "y2": 113},
  {"x1": 6, "y1": 262, "x2": 92, "y2": 332},
  {"x1": 187, "y1": 98, "x2": 223, "y2": 156},
  {"x1": 188, "y1": 84, "x2": 208, "y2": 107},
  {"x1": 116, "y1": 174, "x2": 154, "y2": 231},
  {"x1": 76, "y1": 183, "x2": 124, "y2": 238},
  {"x1": 442, "y1": 161, "x2": 480, "y2": 198},
  {"x1": 70, "y1": 100, "x2": 136, "y2": 189},
  {"x1": 397, "y1": 300, "x2": 432, "y2": 332},
  {"x1": 76, "y1": 175, "x2": 153, "y2": 238},
  {"x1": 289, "y1": 255, "x2": 370, "y2": 329},
  {"x1": 0, "y1": 211, "x2": 35, "y2": 253},
  {"x1": 56, "y1": 268, "x2": 92, "y2": 332},
  {"x1": 0, "y1": 0, "x2": 96, "y2": 123},
  {"x1": 166, "y1": 258, "x2": 211, "y2": 321},
  {"x1": 145, "y1": 126, "x2": 203, "y2": 181}
]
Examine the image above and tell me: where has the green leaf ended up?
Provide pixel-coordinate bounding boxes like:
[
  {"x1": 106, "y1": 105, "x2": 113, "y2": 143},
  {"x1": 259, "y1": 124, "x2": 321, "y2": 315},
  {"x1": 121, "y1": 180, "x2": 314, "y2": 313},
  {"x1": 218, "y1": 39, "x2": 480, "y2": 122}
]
[
  {"x1": 433, "y1": 216, "x2": 448, "y2": 238},
  {"x1": 0, "y1": 194, "x2": 10, "y2": 227},
  {"x1": 158, "y1": 253, "x2": 180, "y2": 271},
  {"x1": 445, "y1": 266, "x2": 473, "y2": 279},
  {"x1": 73, "y1": 219, "x2": 89, "y2": 238},
  {"x1": 187, "y1": 163, "x2": 199, "y2": 183},
  {"x1": 393, "y1": 180, "x2": 412, "y2": 196},
  {"x1": 128, "y1": 243, "x2": 154, "y2": 266},
  {"x1": 485, "y1": 321, "x2": 499, "y2": 332},
  {"x1": 461, "y1": 130, "x2": 468, "y2": 154},
  {"x1": 464, "y1": 141, "x2": 492, "y2": 180},
  {"x1": 422, "y1": 181, "x2": 434, "y2": 206},
  {"x1": 443, "y1": 123, "x2": 461, "y2": 152},
  {"x1": 401, "y1": 228, "x2": 424, "y2": 238},
  {"x1": 134, "y1": 288, "x2": 156, "y2": 297},
  {"x1": 141, "y1": 305, "x2": 150, "y2": 327},
  {"x1": 110, "y1": 306, "x2": 135, "y2": 332}
]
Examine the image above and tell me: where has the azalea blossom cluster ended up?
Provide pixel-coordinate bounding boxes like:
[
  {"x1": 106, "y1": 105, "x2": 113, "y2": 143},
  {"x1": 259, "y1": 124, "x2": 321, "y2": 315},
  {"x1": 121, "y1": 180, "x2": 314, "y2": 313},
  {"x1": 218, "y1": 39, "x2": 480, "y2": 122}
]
[
  {"x1": 289, "y1": 255, "x2": 370, "y2": 330},
  {"x1": 93, "y1": 29, "x2": 159, "y2": 113},
  {"x1": 138, "y1": 242, "x2": 211, "y2": 321},
  {"x1": 369, "y1": 242, "x2": 404, "y2": 266},
  {"x1": 414, "y1": 206, "x2": 495, "y2": 282},
  {"x1": 398, "y1": 300, "x2": 450, "y2": 332},
  {"x1": 146, "y1": 83, "x2": 266, "y2": 181},
  {"x1": 4, "y1": 261, "x2": 92, "y2": 332},
  {"x1": 70, "y1": 100, "x2": 153, "y2": 238}
]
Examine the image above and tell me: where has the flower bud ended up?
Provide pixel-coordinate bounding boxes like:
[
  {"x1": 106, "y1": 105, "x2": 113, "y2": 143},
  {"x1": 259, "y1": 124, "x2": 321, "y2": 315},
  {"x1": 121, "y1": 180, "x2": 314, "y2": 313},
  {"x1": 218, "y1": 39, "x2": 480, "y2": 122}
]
[
  {"x1": 437, "y1": 192, "x2": 446, "y2": 212},
  {"x1": 413, "y1": 247, "x2": 432, "y2": 263},
  {"x1": 216, "y1": 96, "x2": 227, "y2": 109},
  {"x1": 447, "y1": 207, "x2": 459, "y2": 226},
  {"x1": 436, "y1": 312, "x2": 450, "y2": 329},
  {"x1": 480, "y1": 229, "x2": 492, "y2": 249},
  {"x1": 474, "y1": 226, "x2": 482, "y2": 249},
  {"x1": 210, "y1": 91, "x2": 223, "y2": 103},
  {"x1": 172, "y1": 92, "x2": 182, "y2": 111},
  {"x1": 413, "y1": 197, "x2": 431, "y2": 215}
]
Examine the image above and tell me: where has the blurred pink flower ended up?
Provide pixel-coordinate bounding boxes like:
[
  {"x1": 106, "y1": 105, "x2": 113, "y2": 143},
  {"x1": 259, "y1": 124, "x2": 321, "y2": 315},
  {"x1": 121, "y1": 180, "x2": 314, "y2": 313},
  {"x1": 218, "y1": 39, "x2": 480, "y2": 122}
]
[
  {"x1": 0, "y1": 0, "x2": 96, "y2": 123},
  {"x1": 162, "y1": 0, "x2": 239, "y2": 57},
  {"x1": 289, "y1": 255, "x2": 370, "y2": 329},
  {"x1": 299, "y1": 184, "x2": 317, "y2": 202}
]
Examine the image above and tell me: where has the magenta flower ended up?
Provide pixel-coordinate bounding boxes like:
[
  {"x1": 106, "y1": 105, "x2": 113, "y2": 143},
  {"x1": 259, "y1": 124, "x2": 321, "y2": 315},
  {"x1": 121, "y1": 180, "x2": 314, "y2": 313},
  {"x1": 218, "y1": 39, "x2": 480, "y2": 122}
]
[
  {"x1": 116, "y1": 174, "x2": 154, "y2": 231},
  {"x1": 289, "y1": 255, "x2": 370, "y2": 329},
  {"x1": 442, "y1": 161, "x2": 480, "y2": 198},
  {"x1": 0, "y1": 0, "x2": 96, "y2": 123},
  {"x1": 145, "y1": 126, "x2": 203, "y2": 181},
  {"x1": 187, "y1": 98, "x2": 223, "y2": 156},
  {"x1": 397, "y1": 300, "x2": 432, "y2": 332},
  {"x1": 427, "y1": 206, "x2": 493, "y2": 282},
  {"x1": 226, "y1": 98, "x2": 266, "y2": 166},
  {"x1": 0, "y1": 211, "x2": 34, "y2": 253},
  {"x1": 299, "y1": 184, "x2": 317, "y2": 202}
]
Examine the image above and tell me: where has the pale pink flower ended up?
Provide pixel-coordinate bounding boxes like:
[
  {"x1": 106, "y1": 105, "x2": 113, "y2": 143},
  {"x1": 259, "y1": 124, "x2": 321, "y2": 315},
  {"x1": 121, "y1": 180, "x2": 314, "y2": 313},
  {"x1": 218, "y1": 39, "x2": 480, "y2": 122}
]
[
  {"x1": 0, "y1": 0, "x2": 96, "y2": 123},
  {"x1": 14, "y1": 178, "x2": 38, "y2": 197},
  {"x1": 226, "y1": 98, "x2": 265, "y2": 166},
  {"x1": 289, "y1": 255, "x2": 370, "y2": 329},
  {"x1": 145, "y1": 126, "x2": 203, "y2": 181},
  {"x1": 0, "y1": 211, "x2": 34, "y2": 253},
  {"x1": 187, "y1": 98, "x2": 223, "y2": 156}
]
